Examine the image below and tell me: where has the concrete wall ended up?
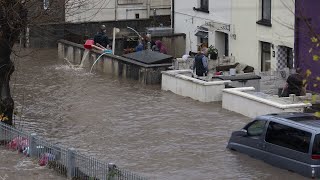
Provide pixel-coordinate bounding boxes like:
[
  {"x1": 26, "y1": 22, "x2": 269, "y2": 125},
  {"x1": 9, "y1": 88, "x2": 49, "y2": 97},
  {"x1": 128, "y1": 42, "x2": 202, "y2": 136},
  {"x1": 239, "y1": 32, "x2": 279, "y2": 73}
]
[
  {"x1": 222, "y1": 87, "x2": 310, "y2": 118},
  {"x1": 58, "y1": 40, "x2": 171, "y2": 84},
  {"x1": 162, "y1": 70, "x2": 231, "y2": 102},
  {"x1": 66, "y1": 0, "x2": 171, "y2": 22},
  {"x1": 174, "y1": 0, "x2": 231, "y2": 55},
  {"x1": 230, "y1": 0, "x2": 295, "y2": 72}
]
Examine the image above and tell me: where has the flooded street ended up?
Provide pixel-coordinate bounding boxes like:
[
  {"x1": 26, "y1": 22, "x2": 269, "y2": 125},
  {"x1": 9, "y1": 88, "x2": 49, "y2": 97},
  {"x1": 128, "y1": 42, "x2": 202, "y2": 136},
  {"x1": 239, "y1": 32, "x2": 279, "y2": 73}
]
[{"x1": 10, "y1": 49, "x2": 308, "y2": 180}]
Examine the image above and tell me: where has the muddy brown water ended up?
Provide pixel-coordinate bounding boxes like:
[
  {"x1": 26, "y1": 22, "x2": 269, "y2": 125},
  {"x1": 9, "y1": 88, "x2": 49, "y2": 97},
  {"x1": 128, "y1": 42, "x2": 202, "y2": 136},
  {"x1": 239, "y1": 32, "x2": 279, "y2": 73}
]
[
  {"x1": 0, "y1": 148, "x2": 66, "y2": 180},
  {"x1": 9, "y1": 49, "x2": 308, "y2": 180}
]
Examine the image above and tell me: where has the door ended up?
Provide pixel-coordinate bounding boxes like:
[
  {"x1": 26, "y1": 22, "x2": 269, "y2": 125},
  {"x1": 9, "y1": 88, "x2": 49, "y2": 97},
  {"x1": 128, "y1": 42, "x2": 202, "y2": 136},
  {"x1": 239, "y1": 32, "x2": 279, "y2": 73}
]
[
  {"x1": 229, "y1": 120, "x2": 267, "y2": 160},
  {"x1": 224, "y1": 33, "x2": 229, "y2": 56},
  {"x1": 264, "y1": 122, "x2": 312, "y2": 175}
]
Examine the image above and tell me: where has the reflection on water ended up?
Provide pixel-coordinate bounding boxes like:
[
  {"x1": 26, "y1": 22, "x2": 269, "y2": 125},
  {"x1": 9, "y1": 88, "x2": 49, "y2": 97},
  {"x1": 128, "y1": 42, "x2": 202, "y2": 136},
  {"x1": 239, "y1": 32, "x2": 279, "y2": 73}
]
[{"x1": 11, "y1": 49, "x2": 308, "y2": 180}]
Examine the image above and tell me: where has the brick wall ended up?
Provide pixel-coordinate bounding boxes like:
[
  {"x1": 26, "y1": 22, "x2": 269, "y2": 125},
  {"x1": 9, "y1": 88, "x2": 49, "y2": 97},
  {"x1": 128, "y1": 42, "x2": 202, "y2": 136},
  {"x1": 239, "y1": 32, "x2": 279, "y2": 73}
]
[{"x1": 29, "y1": 16, "x2": 171, "y2": 48}]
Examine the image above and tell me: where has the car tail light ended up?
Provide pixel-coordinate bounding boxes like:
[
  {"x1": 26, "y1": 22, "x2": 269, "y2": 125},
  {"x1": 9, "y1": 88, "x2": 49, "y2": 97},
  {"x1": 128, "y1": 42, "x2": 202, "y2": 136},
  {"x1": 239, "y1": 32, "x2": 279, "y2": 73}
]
[{"x1": 312, "y1": 154, "x2": 320, "y2": 159}]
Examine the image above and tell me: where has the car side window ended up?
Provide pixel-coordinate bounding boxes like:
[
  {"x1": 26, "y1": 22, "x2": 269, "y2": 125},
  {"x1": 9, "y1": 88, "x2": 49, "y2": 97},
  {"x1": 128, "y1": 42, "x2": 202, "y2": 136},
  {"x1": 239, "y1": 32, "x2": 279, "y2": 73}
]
[
  {"x1": 246, "y1": 120, "x2": 266, "y2": 137},
  {"x1": 265, "y1": 122, "x2": 311, "y2": 153}
]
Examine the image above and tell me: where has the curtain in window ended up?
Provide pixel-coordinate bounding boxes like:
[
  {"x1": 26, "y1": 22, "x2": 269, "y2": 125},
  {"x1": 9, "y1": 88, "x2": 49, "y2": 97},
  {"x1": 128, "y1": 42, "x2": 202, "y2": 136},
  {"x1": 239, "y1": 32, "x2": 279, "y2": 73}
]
[
  {"x1": 262, "y1": 0, "x2": 271, "y2": 20},
  {"x1": 201, "y1": 0, "x2": 209, "y2": 11}
]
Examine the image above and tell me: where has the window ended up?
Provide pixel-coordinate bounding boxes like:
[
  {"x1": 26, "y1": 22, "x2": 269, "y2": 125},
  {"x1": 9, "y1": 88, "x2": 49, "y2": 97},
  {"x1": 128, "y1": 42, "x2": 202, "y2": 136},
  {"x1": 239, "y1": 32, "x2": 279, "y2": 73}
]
[
  {"x1": 43, "y1": 0, "x2": 49, "y2": 10},
  {"x1": 195, "y1": 27, "x2": 208, "y2": 49},
  {"x1": 135, "y1": 13, "x2": 140, "y2": 19},
  {"x1": 246, "y1": 120, "x2": 266, "y2": 137},
  {"x1": 257, "y1": 0, "x2": 271, "y2": 26},
  {"x1": 261, "y1": 42, "x2": 271, "y2": 72},
  {"x1": 265, "y1": 122, "x2": 311, "y2": 153},
  {"x1": 286, "y1": 47, "x2": 293, "y2": 69},
  {"x1": 193, "y1": 0, "x2": 209, "y2": 13},
  {"x1": 200, "y1": 0, "x2": 209, "y2": 11},
  {"x1": 312, "y1": 134, "x2": 320, "y2": 156}
]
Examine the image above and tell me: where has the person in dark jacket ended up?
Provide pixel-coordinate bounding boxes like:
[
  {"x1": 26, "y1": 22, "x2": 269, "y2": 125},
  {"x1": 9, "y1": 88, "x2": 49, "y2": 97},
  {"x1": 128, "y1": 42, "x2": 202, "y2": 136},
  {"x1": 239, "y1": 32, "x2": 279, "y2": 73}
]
[
  {"x1": 94, "y1": 25, "x2": 110, "y2": 48},
  {"x1": 193, "y1": 48, "x2": 209, "y2": 77},
  {"x1": 281, "y1": 69, "x2": 306, "y2": 97}
]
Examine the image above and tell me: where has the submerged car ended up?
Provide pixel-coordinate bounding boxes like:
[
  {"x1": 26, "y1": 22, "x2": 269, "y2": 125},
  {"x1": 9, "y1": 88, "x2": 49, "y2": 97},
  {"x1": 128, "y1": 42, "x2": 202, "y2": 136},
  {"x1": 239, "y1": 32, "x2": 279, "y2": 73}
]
[{"x1": 227, "y1": 112, "x2": 320, "y2": 179}]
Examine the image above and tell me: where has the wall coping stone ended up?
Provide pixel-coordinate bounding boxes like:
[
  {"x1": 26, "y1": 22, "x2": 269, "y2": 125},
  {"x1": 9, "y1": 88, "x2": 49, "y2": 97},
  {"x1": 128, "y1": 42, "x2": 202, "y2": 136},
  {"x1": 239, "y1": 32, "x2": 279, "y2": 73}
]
[
  {"x1": 223, "y1": 87, "x2": 312, "y2": 109},
  {"x1": 162, "y1": 70, "x2": 231, "y2": 86}
]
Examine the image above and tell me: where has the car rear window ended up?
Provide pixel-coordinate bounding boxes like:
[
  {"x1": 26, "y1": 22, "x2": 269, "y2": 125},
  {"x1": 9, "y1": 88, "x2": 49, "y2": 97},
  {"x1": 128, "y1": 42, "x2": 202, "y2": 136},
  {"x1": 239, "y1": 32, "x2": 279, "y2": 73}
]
[
  {"x1": 313, "y1": 134, "x2": 320, "y2": 155},
  {"x1": 266, "y1": 122, "x2": 311, "y2": 153}
]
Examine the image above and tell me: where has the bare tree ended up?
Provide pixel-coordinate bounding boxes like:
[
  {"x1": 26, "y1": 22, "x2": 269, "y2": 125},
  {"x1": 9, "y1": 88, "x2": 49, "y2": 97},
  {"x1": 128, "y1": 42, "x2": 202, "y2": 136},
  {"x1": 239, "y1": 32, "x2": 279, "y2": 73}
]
[{"x1": 0, "y1": 0, "x2": 90, "y2": 125}]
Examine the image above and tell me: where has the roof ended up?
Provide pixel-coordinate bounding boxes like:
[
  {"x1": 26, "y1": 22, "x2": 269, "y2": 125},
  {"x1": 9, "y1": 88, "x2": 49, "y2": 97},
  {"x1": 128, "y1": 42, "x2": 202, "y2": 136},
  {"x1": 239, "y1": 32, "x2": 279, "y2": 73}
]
[
  {"x1": 259, "y1": 112, "x2": 320, "y2": 132},
  {"x1": 122, "y1": 50, "x2": 173, "y2": 64}
]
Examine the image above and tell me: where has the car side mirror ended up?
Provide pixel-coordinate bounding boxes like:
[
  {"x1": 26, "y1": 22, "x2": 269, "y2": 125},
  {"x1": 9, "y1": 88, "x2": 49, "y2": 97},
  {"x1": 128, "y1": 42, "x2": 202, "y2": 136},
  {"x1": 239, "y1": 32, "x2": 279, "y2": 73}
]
[{"x1": 238, "y1": 129, "x2": 248, "y2": 137}]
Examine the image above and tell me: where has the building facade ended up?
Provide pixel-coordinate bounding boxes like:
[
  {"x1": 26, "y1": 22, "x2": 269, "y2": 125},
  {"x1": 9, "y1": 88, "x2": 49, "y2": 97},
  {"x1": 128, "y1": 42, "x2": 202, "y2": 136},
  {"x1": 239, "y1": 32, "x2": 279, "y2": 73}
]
[
  {"x1": 295, "y1": 0, "x2": 320, "y2": 93},
  {"x1": 65, "y1": 0, "x2": 171, "y2": 22},
  {"x1": 173, "y1": 0, "x2": 232, "y2": 57},
  {"x1": 230, "y1": 0, "x2": 295, "y2": 72}
]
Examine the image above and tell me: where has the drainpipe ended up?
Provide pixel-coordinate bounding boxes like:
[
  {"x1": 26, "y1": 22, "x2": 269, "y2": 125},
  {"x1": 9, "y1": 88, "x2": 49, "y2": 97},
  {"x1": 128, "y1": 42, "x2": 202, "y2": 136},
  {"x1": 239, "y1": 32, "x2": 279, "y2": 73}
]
[
  {"x1": 147, "y1": 0, "x2": 151, "y2": 18},
  {"x1": 115, "y1": 0, "x2": 118, "y2": 21},
  {"x1": 171, "y1": 0, "x2": 175, "y2": 33}
]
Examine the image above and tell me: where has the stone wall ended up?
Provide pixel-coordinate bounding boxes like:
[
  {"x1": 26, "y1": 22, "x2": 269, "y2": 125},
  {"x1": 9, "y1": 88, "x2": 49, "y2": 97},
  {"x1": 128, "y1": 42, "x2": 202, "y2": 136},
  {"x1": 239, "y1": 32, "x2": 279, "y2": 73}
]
[
  {"x1": 29, "y1": 16, "x2": 171, "y2": 48},
  {"x1": 258, "y1": 70, "x2": 291, "y2": 95}
]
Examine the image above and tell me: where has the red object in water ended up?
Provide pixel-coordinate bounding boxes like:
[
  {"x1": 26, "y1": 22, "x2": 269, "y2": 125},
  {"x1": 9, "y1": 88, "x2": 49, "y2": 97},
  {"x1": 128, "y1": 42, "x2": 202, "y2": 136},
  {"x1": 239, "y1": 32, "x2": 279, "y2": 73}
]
[{"x1": 84, "y1": 40, "x2": 94, "y2": 49}]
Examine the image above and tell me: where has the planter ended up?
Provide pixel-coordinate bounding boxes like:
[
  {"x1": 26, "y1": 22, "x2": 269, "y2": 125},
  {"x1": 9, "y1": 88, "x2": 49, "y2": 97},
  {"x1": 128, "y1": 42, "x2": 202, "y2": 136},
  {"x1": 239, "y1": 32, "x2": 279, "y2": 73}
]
[{"x1": 210, "y1": 53, "x2": 218, "y2": 60}]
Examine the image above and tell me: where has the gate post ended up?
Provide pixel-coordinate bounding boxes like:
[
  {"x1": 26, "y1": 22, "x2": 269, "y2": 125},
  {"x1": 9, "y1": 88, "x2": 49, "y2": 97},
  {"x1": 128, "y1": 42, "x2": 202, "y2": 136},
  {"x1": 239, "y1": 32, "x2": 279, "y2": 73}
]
[{"x1": 29, "y1": 133, "x2": 37, "y2": 157}]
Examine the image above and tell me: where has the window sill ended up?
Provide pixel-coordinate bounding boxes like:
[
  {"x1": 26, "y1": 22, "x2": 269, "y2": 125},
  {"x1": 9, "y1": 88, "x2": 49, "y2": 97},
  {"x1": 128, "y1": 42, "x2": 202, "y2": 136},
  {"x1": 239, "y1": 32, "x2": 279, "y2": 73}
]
[
  {"x1": 193, "y1": 7, "x2": 209, "y2": 13},
  {"x1": 256, "y1": 19, "x2": 272, "y2": 27}
]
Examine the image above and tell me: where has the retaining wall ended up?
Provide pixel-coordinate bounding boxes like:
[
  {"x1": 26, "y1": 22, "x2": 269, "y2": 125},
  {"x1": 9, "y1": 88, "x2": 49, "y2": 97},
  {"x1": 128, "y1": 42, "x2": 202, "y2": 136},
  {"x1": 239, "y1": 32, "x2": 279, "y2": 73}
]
[
  {"x1": 162, "y1": 70, "x2": 231, "y2": 102},
  {"x1": 58, "y1": 40, "x2": 171, "y2": 84},
  {"x1": 222, "y1": 87, "x2": 312, "y2": 118}
]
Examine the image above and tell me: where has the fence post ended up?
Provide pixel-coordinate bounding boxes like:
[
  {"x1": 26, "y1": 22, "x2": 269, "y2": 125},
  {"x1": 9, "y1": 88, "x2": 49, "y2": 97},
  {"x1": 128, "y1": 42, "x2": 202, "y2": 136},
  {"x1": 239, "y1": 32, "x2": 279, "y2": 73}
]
[
  {"x1": 67, "y1": 148, "x2": 76, "y2": 178},
  {"x1": 29, "y1": 133, "x2": 37, "y2": 157}
]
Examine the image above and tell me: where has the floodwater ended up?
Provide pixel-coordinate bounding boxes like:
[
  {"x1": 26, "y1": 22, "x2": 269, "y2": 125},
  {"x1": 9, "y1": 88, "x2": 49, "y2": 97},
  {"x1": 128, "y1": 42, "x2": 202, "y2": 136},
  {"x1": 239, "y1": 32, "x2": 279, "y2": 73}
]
[
  {"x1": 10, "y1": 49, "x2": 308, "y2": 180},
  {"x1": 0, "y1": 148, "x2": 66, "y2": 180}
]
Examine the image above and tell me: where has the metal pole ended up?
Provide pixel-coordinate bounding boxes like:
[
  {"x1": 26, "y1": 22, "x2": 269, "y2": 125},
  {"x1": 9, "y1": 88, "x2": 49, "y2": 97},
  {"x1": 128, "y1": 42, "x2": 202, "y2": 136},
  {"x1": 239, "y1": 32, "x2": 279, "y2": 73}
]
[
  {"x1": 112, "y1": 28, "x2": 120, "y2": 55},
  {"x1": 112, "y1": 28, "x2": 116, "y2": 55}
]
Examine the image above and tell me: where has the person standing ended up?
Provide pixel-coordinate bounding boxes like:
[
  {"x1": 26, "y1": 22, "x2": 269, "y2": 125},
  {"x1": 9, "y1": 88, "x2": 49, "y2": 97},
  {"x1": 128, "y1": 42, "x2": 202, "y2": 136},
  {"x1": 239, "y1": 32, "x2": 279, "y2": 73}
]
[
  {"x1": 193, "y1": 48, "x2": 209, "y2": 77},
  {"x1": 154, "y1": 40, "x2": 167, "y2": 54},
  {"x1": 144, "y1": 34, "x2": 155, "y2": 50},
  {"x1": 94, "y1": 25, "x2": 110, "y2": 49},
  {"x1": 281, "y1": 68, "x2": 306, "y2": 97},
  {"x1": 135, "y1": 39, "x2": 144, "y2": 52}
]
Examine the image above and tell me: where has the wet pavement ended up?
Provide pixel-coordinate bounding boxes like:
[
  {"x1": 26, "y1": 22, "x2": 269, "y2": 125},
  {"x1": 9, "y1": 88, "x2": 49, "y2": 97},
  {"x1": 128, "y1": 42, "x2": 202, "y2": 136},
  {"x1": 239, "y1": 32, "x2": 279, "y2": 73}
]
[{"x1": 7, "y1": 48, "x2": 309, "y2": 180}]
